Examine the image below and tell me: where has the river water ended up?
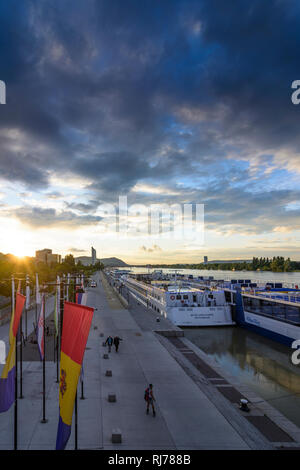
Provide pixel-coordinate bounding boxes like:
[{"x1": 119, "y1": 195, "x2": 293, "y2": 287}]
[
  {"x1": 128, "y1": 267, "x2": 300, "y2": 286},
  {"x1": 125, "y1": 267, "x2": 300, "y2": 428},
  {"x1": 184, "y1": 326, "x2": 300, "y2": 428}
]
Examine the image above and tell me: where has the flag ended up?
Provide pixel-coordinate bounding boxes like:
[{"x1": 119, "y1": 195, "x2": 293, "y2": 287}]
[
  {"x1": 0, "y1": 293, "x2": 26, "y2": 412},
  {"x1": 75, "y1": 291, "x2": 87, "y2": 306},
  {"x1": 36, "y1": 273, "x2": 41, "y2": 306},
  {"x1": 77, "y1": 286, "x2": 87, "y2": 390},
  {"x1": 25, "y1": 275, "x2": 30, "y2": 310},
  {"x1": 66, "y1": 273, "x2": 70, "y2": 301},
  {"x1": 54, "y1": 276, "x2": 60, "y2": 337},
  {"x1": 37, "y1": 294, "x2": 45, "y2": 360},
  {"x1": 56, "y1": 302, "x2": 94, "y2": 450},
  {"x1": 9, "y1": 277, "x2": 15, "y2": 346}
]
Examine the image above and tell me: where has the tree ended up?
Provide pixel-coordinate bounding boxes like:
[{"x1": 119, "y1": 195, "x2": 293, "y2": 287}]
[
  {"x1": 284, "y1": 257, "x2": 291, "y2": 272},
  {"x1": 64, "y1": 254, "x2": 75, "y2": 267}
]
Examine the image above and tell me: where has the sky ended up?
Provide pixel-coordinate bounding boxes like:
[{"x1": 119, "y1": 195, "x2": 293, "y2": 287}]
[{"x1": 0, "y1": 0, "x2": 300, "y2": 264}]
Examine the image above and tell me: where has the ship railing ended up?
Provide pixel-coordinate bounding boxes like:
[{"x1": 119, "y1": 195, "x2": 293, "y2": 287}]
[{"x1": 250, "y1": 291, "x2": 300, "y2": 304}]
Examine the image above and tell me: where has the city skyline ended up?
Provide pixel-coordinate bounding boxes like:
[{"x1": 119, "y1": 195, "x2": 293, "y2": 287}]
[{"x1": 0, "y1": 1, "x2": 300, "y2": 263}]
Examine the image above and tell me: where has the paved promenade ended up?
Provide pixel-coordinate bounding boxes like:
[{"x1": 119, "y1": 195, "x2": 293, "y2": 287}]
[{"x1": 0, "y1": 272, "x2": 298, "y2": 450}]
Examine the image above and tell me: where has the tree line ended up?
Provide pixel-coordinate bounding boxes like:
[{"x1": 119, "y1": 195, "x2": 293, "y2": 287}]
[
  {"x1": 0, "y1": 253, "x2": 104, "y2": 298},
  {"x1": 144, "y1": 256, "x2": 300, "y2": 273}
]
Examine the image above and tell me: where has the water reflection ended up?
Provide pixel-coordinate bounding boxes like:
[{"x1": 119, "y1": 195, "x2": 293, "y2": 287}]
[{"x1": 184, "y1": 326, "x2": 300, "y2": 428}]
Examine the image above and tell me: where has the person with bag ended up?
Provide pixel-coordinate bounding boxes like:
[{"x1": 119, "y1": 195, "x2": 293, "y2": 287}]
[{"x1": 144, "y1": 383, "x2": 156, "y2": 416}]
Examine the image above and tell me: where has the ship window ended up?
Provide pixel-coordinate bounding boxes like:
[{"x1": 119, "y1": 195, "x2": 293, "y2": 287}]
[
  {"x1": 176, "y1": 295, "x2": 182, "y2": 300},
  {"x1": 193, "y1": 295, "x2": 197, "y2": 302},
  {"x1": 243, "y1": 296, "x2": 300, "y2": 324},
  {"x1": 183, "y1": 295, "x2": 188, "y2": 299}
]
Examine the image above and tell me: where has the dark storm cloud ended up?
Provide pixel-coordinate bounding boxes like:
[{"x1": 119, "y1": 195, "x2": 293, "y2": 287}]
[
  {"x1": 197, "y1": 0, "x2": 300, "y2": 150},
  {"x1": 12, "y1": 206, "x2": 103, "y2": 228},
  {"x1": 0, "y1": 149, "x2": 48, "y2": 188},
  {"x1": 1, "y1": 0, "x2": 300, "y2": 231},
  {"x1": 66, "y1": 199, "x2": 100, "y2": 213}
]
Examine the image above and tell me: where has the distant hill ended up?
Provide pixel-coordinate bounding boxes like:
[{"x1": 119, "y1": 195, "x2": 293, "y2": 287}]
[
  {"x1": 101, "y1": 257, "x2": 129, "y2": 267},
  {"x1": 75, "y1": 256, "x2": 128, "y2": 267}
]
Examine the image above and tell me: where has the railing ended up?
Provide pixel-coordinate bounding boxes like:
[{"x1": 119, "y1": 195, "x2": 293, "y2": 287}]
[{"x1": 246, "y1": 291, "x2": 300, "y2": 304}]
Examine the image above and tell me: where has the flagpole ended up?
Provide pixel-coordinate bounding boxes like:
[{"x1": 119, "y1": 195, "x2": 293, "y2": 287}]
[
  {"x1": 57, "y1": 281, "x2": 64, "y2": 384},
  {"x1": 35, "y1": 288, "x2": 38, "y2": 325},
  {"x1": 73, "y1": 281, "x2": 78, "y2": 450},
  {"x1": 19, "y1": 309, "x2": 23, "y2": 399},
  {"x1": 56, "y1": 335, "x2": 59, "y2": 383},
  {"x1": 56, "y1": 279, "x2": 61, "y2": 382},
  {"x1": 75, "y1": 392, "x2": 78, "y2": 450},
  {"x1": 53, "y1": 328, "x2": 56, "y2": 363},
  {"x1": 25, "y1": 275, "x2": 29, "y2": 341},
  {"x1": 25, "y1": 308, "x2": 27, "y2": 341},
  {"x1": 41, "y1": 292, "x2": 47, "y2": 423},
  {"x1": 80, "y1": 376, "x2": 85, "y2": 400},
  {"x1": 14, "y1": 331, "x2": 18, "y2": 450},
  {"x1": 14, "y1": 283, "x2": 18, "y2": 450}
]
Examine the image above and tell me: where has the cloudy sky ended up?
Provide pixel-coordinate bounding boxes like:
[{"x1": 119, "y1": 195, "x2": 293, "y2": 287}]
[{"x1": 0, "y1": 0, "x2": 300, "y2": 264}]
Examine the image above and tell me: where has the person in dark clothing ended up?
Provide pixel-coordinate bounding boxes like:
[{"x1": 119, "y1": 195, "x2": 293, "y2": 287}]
[
  {"x1": 113, "y1": 336, "x2": 122, "y2": 352},
  {"x1": 105, "y1": 336, "x2": 114, "y2": 353},
  {"x1": 145, "y1": 384, "x2": 156, "y2": 416}
]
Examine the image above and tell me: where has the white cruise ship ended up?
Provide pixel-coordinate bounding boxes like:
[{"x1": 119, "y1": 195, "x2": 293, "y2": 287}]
[{"x1": 114, "y1": 273, "x2": 234, "y2": 327}]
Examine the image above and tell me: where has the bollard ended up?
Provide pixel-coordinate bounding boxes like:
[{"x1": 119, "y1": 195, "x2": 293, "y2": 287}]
[
  {"x1": 108, "y1": 394, "x2": 116, "y2": 402},
  {"x1": 103, "y1": 354, "x2": 109, "y2": 359},
  {"x1": 106, "y1": 370, "x2": 112, "y2": 377},
  {"x1": 239, "y1": 399, "x2": 250, "y2": 412},
  {"x1": 100, "y1": 333, "x2": 104, "y2": 337},
  {"x1": 111, "y1": 429, "x2": 122, "y2": 443}
]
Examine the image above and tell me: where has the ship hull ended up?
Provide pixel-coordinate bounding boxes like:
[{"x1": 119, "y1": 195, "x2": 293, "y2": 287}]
[
  {"x1": 167, "y1": 305, "x2": 234, "y2": 327},
  {"x1": 239, "y1": 310, "x2": 300, "y2": 347}
]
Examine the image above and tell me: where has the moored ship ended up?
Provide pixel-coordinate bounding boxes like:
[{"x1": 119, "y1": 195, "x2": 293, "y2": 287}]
[
  {"x1": 185, "y1": 276, "x2": 300, "y2": 346},
  {"x1": 107, "y1": 270, "x2": 235, "y2": 327}
]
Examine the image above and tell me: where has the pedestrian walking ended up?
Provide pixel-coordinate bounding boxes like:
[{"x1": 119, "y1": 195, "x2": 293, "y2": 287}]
[
  {"x1": 113, "y1": 336, "x2": 122, "y2": 352},
  {"x1": 144, "y1": 384, "x2": 156, "y2": 416},
  {"x1": 105, "y1": 336, "x2": 113, "y2": 353}
]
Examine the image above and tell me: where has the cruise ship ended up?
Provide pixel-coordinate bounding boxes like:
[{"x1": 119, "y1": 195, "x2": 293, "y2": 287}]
[
  {"x1": 107, "y1": 270, "x2": 235, "y2": 327},
  {"x1": 107, "y1": 269, "x2": 300, "y2": 344},
  {"x1": 186, "y1": 276, "x2": 300, "y2": 347},
  {"x1": 236, "y1": 286, "x2": 300, "y2": 347}
]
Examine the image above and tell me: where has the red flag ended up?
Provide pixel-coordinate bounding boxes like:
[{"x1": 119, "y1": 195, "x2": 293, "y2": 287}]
[
  {"x1": 12, "y1": 293, "x2": 26, "y2": 337},
  {"x1": 56, "y1": 301, "x2": 94, "y2": 449}
]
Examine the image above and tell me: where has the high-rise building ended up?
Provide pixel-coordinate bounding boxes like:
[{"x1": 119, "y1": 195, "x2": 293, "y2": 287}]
[
  {"x1": 204, "y1": 256, "x2": 208, "y2": 264},
  {"x1": 36, "y1": 249, "x2": 61, "y2": 265},
  {"x1": 91, "y1": 246, "x2": 97, "y2": 265}
]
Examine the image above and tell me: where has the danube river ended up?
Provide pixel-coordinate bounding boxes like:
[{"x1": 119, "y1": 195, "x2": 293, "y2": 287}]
[
  {"x1": 126, "y1": 267, "x2": 300, "y2": 428},
  {"x1": 184, "y1": 327, "x2": 300, "y2": 428},
  {"x1": 129, "y1": 267, "x2": 300, "y2": 286}
]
